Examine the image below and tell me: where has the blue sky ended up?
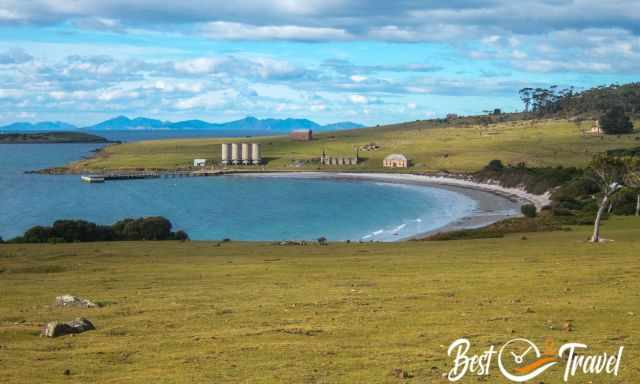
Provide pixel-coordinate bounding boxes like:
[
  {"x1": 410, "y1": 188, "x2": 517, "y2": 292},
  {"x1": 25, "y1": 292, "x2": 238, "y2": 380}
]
[{"x1": 0, "y1": 1, "x2": 638, "y2": 126}]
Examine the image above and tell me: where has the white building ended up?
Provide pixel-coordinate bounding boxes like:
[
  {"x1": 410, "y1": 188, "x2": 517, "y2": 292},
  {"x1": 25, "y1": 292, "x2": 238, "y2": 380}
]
[
  {"x1": 383, "y1": 154, "x2": 409, "y2": 168},
  {"x1": 193, "y1": 159, "x2": 206, "y2": 167}
]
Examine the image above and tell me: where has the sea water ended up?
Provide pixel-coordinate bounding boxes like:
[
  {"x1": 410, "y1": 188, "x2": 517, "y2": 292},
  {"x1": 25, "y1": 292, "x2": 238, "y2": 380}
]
[{"x1": 0, "y1": 131, "x2": 476, "y2": 241}]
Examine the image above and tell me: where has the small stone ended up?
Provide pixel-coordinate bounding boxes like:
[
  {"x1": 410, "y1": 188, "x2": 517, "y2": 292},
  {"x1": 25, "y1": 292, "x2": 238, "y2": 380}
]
[
  {"x1": 55, "y1": 295, "x2": 98, "y2": 309},
  {"x1": 391, "y1": 368, "x2": 413, "y2": 379},
  {"x1": 64, "y1": 369, "x2": 71, "y2": 376},
  {"x1": 41, "y1": 318, "x2": 95, "y2": 338}
]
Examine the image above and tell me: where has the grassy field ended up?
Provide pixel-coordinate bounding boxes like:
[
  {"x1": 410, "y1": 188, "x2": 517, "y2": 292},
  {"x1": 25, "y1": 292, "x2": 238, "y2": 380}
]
[
  {"x1": 68, "y1": 118, "x2": 640, "y2": 173},
  {"x1": 1, "y1": 217, "x2": 639, "y2": 383}
]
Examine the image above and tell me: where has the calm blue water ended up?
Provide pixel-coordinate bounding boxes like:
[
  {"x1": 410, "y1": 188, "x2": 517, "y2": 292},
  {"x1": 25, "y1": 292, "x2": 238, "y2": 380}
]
[{"x1": 0, "y1": 131, "x2": 477, "y2": 241}]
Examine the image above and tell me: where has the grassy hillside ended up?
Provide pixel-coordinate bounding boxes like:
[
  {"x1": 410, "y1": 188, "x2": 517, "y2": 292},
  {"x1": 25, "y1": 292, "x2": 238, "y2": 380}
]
[
  {"x1": 67, "y1": 118, "x2": 640, "y2": 173},
  {"x1": 1, "y1": 216, "x2": 639, "y2": 383}
]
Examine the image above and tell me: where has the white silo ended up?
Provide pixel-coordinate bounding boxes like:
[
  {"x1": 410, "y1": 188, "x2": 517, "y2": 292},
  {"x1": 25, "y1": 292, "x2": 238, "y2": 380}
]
[
  {"x1": 241, "y1": 143, "x2": 251, "y2": 165},
  {"x1": 231, "y1": 143, "x2": 240, "y2": 165},
  {"x1": 251, "y1": 143, "x2": 262, "y2": 164},
  {"x1": 221, "y1": 143, "x2": 231, "y2": 165}
]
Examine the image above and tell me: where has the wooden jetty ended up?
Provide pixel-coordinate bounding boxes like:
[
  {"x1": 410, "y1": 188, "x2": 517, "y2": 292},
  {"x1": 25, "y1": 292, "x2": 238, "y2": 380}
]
[{"x1": 80, "y1": 170, "x2": 225, "y2": 182}]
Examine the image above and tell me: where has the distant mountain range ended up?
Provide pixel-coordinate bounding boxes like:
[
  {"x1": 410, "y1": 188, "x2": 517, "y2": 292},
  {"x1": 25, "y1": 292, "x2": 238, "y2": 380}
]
[{"x1": 0, "y1": 116, "x2": 364, "y2": 132}]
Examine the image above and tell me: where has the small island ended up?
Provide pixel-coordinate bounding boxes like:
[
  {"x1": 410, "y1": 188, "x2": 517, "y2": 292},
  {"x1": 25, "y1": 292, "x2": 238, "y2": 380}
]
[{"x1": 0, "y1": 131, "x2": 114, "y2": 144}]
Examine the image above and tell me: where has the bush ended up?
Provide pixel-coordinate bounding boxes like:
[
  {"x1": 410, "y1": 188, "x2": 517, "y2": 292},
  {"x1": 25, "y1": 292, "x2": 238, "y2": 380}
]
[
  {"x1": 599, "y1": 106, "x2": 634, "y2": 134},
  {"x1": 23, "y1": 226, "x2": 53, "y2": 243},
  {"x1": 485, "y1": 159, "x2": 505, "y2": 172},
  {"x1": 112, "y1": 217, "x2": 172, "y2": 240},
  {"x1": 475, "y1": 164, "x2": 582, "y2": 195},
  {"x1": 11, "y1": 217, "x2": 187, "y2": 243},
  {"x1": 521, "y1": 204, "x2": 537, "y2": 218},
  {"x1": 556, "y1": 197, "x2": 584, "y2": 211},
  {"x1": 611, "y1": 189, "x2": 640, "y2": 215},
  {"x1": 424, "y1": 215, "x2": 562, "y2": 241},
  {"x1": 553, "y1": 208, "x2": 574, "y2": 217},
  {"x1": 173, "y1": 230, "x2": 189, "y2": 241},
  {"x1": 51, "y1": 220, "x2": 115, "y2": 242}
]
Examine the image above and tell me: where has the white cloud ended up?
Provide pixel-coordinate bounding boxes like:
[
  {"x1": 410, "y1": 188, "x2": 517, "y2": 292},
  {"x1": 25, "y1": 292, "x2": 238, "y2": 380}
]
[
  {"x1": 201, "y1": 22, "x2": 351, "y2": 42},
  {"x1": 174, "y1": 90, "x2": 238, "y2": 110},
  {"x1": 0, "y1": 48, "x2": 33, "y2": 64},
  {"x1": 173, "y1": 58, "x2": 222, "y2": 75},
  {"x1": 349, "y1": 94, "x2": 368, "y2": 104}
]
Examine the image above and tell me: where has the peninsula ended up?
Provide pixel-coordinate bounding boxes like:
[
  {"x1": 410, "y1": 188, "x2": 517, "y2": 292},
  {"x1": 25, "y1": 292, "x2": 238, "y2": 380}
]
[{"x1": 0, "y1": 131, "x2": 113, "y2": 144}]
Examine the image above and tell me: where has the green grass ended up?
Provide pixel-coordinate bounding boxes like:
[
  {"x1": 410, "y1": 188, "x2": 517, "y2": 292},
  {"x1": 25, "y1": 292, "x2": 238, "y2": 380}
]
[
  {"x1": 1, "y1": 217, "x2": 639, "y2": 383},
  {"x1": 69, "y1": 118, "x2": 640, "y2": 173}
]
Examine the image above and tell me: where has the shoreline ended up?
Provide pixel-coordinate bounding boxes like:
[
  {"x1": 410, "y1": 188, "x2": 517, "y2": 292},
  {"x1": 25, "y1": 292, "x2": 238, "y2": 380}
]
[
  {"x1": 229, "y1": 171, "x2": 550, "y2": 241},
  {"x1": 24, "y1": 166, "x2": 551, "y2": 242}
]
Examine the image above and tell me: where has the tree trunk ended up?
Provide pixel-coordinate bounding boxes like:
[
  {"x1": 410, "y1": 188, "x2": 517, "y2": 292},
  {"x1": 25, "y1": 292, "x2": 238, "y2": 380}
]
[
  {"x1": 636, "y1": 193, "x2": 640, "y2": 217},
  {"x1": 591, "y1": 195, "x2": 610, "y2": 243}
]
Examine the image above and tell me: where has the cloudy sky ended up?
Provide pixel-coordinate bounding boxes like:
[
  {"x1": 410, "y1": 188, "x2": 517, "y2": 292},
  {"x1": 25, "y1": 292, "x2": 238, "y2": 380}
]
[{"x1": 0, "y1": 1, "x2": 638, "y2": 126}]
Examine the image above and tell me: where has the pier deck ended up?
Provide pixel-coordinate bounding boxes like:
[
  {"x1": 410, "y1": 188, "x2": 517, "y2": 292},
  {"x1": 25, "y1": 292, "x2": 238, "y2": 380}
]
[{"x1": 80, "y1": 170, "x2": 225, "y2": 182}]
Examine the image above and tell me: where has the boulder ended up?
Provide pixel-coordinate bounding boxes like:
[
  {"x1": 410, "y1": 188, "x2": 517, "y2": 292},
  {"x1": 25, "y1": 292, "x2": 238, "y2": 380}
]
[
  {"x1": 42, "y1": 317, "x2": 95, "y2": 338},
  {"x1": 54, "y1": 294, "x2": 98, "y2": 308}
]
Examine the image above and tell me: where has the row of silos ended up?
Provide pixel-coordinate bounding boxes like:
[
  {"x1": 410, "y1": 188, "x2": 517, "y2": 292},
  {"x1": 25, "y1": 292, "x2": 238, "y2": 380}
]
[{"x1": 221, "y1": 143, "x2": 262, "y2": 165}]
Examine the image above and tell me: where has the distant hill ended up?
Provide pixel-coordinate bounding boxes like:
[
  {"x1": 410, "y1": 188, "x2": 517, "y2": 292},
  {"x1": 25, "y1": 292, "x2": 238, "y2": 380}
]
[
  {"x1": 87, "y1": 116, "x2": 167, "y2": 131},
  {"x1": 83, "y1": 116, "x2": 364, "y2": 132},
  {"x1": 0, "y1": 116, "x2": 364, "y2": 132},
  {"x1": 0, "y1": 121, "x2": 78, "y2": 131}
]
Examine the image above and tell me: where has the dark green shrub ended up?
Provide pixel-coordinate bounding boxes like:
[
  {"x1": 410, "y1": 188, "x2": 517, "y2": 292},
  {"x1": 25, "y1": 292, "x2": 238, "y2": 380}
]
[
  {"x1": 575, "y1": 213, "x2": 596, "y2": 225},
  {"x1": 556, "y1": 197, "x2": 584, "y2": 211},
  {"x1": 485, "y1": 159, "x2": 504, "y2": 172},
  {"x1": 611, "y1": 190, "x2": 640, "y2": 215},
  {"x1": 553, "y1": 208, "x2": 574, "y2": 217},
  {"x1": 521, "y1": 204, "x2": 537, "y2": 218},
  {"x1": 12, "y1": 217, "x2": 186, "y2": 243},
  {"x1": 173, "y1": 230, "x2": 189, "y2": 241},
  {"x1": 23, "y1": 226, "x2": 53, "y2": 243},
  {"x1": 599, "y1": 106, "x2": 634, "y2": 134},
  {"x1": 140, "y1": 217, "x2": 172, "y2": 240}
]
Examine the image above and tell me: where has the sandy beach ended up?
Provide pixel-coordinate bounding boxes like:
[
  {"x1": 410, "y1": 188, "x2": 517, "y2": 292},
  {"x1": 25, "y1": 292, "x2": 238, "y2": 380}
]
[{"x1": 231, "y1": 172, "x2": 551, "y2": 240}]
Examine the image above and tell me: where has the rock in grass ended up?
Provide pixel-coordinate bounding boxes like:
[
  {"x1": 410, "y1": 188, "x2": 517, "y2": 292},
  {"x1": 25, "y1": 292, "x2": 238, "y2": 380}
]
[
  {"x1": 391, "y1": 368, "x2": 413, "y2": 379},
  {"x1": 42, "y1": 317, "x2": 95, "y2": 338},
  {"x1": 54, "y1": 294, "x2": 98, "y2": 308}
]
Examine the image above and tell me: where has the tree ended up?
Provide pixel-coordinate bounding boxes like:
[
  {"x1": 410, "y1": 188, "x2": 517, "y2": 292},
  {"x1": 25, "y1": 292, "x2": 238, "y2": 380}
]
[
  {"x1": 23, "y1": 226, "x2": 53, "y2": 243},
  {"x1": 173, "y1": 230, "x2": 189, "y2": 241},
  {"x1": 599, "y1": 106, "x2": 634, "y2": 134},
  {"x1": 519, "y1": 88, "x2": 533, "y2": 113},
  {"x1": 588, "y1": 154, "x2": 627, "y2": 242},
  {"x1": 623, "y1": 157, "x2": 640, "y2": 216},
  {"x1": 140, "y1": 216, "x2": 172, "y2": 240}
]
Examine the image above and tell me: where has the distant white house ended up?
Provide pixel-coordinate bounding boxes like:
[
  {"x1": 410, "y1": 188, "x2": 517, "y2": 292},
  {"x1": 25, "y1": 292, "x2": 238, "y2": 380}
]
[
  {"x1": 193, "y1": 159, "x2": 207, "y2": 167},
  {"x1": 383, "y1": 154, "x2": 409, "y2": 168}
]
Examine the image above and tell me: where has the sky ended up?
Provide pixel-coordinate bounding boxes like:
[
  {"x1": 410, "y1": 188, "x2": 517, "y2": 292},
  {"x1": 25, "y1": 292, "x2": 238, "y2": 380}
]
[{"x1": 0, "y1": 1, "x2": 638, "y2": 126}]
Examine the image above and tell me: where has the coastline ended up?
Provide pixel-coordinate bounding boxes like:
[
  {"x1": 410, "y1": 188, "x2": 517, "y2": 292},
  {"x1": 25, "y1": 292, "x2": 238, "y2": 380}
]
[{"x1": 230, "y1": 171, "x2": 551, "y2": 241}]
